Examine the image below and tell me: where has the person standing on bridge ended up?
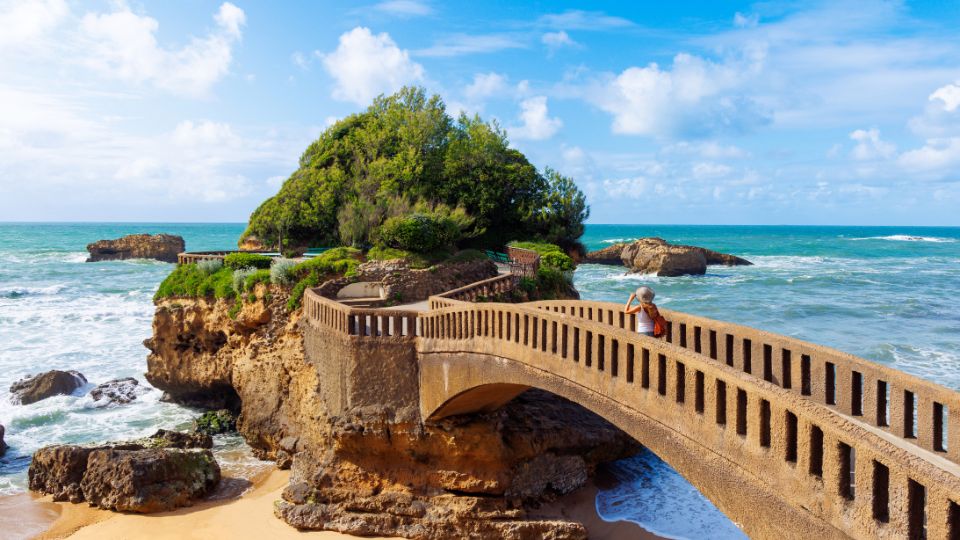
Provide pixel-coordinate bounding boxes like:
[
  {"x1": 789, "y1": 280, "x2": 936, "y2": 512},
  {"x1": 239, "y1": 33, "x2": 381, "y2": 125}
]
[{"x1": 625, "y1": 286, "x2": 665, "y2": 338}]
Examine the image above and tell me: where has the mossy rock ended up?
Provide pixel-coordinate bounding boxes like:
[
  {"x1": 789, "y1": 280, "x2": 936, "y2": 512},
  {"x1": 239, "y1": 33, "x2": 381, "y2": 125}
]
[{"x1": 192, "y1": 409, "x2": 237, "y2": 436}]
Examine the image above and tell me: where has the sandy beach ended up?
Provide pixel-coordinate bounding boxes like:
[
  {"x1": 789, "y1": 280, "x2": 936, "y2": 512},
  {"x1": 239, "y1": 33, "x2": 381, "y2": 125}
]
[{"x1": 6, "y1": 467, "x2": 664, "y2": 540}]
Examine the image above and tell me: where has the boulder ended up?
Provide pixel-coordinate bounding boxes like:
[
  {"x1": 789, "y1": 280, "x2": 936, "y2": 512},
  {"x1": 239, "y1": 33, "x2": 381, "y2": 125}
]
[
  {"x1": 29, "y1": 430, "x2": 219, "y2": 512},
  {"x1": 0, "y1": 424, "x2": 6, "y2": 457},
  {"x1": 89, "y1": 377, "x2": 150, "y2": 406},
  {"x1": 80, "y1": 448, "x2": 220, "y2": 513},
  {"x1": 10, "y1": 370, "x2": 87, "y2": 405},
  {"x1": 86, "y1": 234, "x2": 185, "y2": 263},
  {"x1": 584, "y1": 237, "x2": 751, "y2": 277}
]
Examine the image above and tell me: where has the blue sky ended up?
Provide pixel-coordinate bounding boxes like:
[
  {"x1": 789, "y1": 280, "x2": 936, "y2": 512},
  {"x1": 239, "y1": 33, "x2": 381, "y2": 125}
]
[{"x1": 2, "y1": 1, "x2": 960, "y2": 225}]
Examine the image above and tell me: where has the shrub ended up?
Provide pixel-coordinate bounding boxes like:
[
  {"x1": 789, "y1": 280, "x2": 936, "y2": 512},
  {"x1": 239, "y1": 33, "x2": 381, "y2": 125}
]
[
  {"x1": 232, "y1": 267, "x2": 258, "y2": 293},
  {"x1": 270, "y1": 258, "x2": 298, "y2": 285},
  {"x1": 155, "y1": 264, "x2": 235, "y2": 301},
  {"x1": 287, "y1": 270, "x2": 323, "y2": 311},
  {"x1": 366, "y1": 245, "x2": 411, "y2": 261},
  {"x1": 224, "y1": 252, "x2": 272, "y2": 270},
  {"x1": 293, "y1": 247, "x2": 362, "y2": 278},
  {"x1": 377, "y1": 213, "x2": 459, "y2": 253},
  {"x1": 197, "y1": 258, "x2": 223, "y2": 275},
  {"x1": 245, "y1": 269, "x2": 271, "y2": 291},
  {"x1": 445, "y1": 249, "x2": 487, "y2": 264}
]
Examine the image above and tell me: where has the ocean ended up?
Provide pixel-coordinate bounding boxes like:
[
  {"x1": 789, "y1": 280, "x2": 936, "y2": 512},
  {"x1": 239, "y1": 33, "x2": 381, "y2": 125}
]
[{"x1": 1, "y1": 222, "x2": 958, "y2": 539}]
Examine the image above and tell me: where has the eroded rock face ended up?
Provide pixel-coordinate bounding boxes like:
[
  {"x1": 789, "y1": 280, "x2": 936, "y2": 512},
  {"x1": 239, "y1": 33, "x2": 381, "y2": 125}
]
[
  {"x1": 145, "y1": 288, "x2": 638, "y2": 538},
  {"x1": 10, "y1": 370, "x2": 87, "y2": 405},
  {"x1": 80, "y1": 448, "x2": 219, "y2": 513},
  {"x1": 1, "y1": 424, "x2": 7, "y2": 457},
  {"x1": 89, "y1": 377, "x2": 150, "y2": 406},
  {"x1": 86, "y1": 233, "x2": 185, "y2": 263},
  {"x1": 29, "y1": 430, "x2": 218, "y2": 512},
  {"x1": 585, "y1": 237, "x2": 752, "y2": 276}
]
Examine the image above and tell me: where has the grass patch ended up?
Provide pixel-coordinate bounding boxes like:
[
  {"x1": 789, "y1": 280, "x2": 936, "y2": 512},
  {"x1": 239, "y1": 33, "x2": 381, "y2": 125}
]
[
  {"x1": 293, "y1": 247, "x2": 362, "y2": 278},
  {"x1": 224, "y1": 252, "x2": 272, "y2": 270}
]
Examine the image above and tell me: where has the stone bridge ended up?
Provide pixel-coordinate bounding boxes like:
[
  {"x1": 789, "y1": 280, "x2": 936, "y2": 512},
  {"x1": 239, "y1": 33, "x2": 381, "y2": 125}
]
[{"x1": 301, "y1": 274, "x2": 960, "y2": 539}]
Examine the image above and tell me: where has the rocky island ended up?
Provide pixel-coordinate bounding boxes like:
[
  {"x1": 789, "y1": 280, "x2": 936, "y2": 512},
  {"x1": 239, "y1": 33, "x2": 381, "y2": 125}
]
[
  {"x1": 86, "y1": 233, "x2": 185, "y2": 263},
  {"x1": 585, "y1": 237, "x2": 752, "y2": 276}
]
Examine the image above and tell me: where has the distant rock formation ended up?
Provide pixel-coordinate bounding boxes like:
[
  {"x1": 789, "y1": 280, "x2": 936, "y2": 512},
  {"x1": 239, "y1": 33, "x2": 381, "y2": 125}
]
[
  {"x1": 0, "y1": 424, "x2": 6, "y2": 457},
  {"x1": 10, "y1": 370, "x2": 87, "y2": 405},
  {"x1": 89, "y1": 377, "x2": 150, "y2": 406},
  {"x1": 86, "y1": 234, "x2": 185, "y2": 263},
  {"x1": 28, "y1": 430, "x2": 219, "y2": 513},
  {"x1": 584, "y1": 237, "x2": 752, "y2": 277}
]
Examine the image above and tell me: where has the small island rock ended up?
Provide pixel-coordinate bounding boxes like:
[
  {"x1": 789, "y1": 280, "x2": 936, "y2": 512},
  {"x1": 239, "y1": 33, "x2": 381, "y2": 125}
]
[
  {"x1": 10, "y1": 370, "x2": 87, "y2": 405},
  {"x1": 29, "y1": 430, "x2": 219, "y2": 512},
  {"x1": 584, "y1": 237, "x2": 752, "y2": 277},
  {"x1": 86, "y1": 234, "x2": 185, "y2": 263},
  {"x1": 89, "y1": 377, "x2": 150, "y2": 406}
]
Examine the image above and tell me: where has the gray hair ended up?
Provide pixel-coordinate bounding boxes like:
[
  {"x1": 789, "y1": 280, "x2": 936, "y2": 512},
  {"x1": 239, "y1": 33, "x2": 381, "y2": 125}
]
[{"x1": 636, "y1": 286, "x2": 655, "y2": 303}]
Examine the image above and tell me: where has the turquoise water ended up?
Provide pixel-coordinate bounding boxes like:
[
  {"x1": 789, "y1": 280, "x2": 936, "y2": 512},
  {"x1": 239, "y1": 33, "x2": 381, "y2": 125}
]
[{"x1": 0, "y1": 222, "x2": 958, "y2": 538}]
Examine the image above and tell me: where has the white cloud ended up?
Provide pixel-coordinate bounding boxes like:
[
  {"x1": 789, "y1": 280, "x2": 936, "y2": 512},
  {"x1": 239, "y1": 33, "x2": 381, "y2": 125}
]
[
  {"x1": 587, "y1": 53, "x2": 767, "y2": 137},
  {"x1": 510, "y1": 96, "x2": 562, "y2": 140},
  {"x1": 0, "y1": 0, "x2": 68, "y2": 49},
  {"x1": 78, "y1": 2, "x2": 245, "y2": 97},
  {"x1": 415, "y1": 34, "x2": 524, "y2": 57},
  {"x1": 733, "y1": 12, "x2": 759, "y2": 28},
  {"x1": 464, "y1": 72, "x2": 507, "y2": 101},
  {"x1": 849, "y1": 128, "x2": 896, "y2": 160},
  {"x1": 320, "y1": 27, "x2": 424, "y2": 106},
  {"x1": 662, "y1": 141, "x2": 748, "y2": 159},
  {"x1": 599, "y1": 177, "x2": 649, "y2": 199},
  {"x1": 930, "y1": 82, "x2": 960, "y2": 112},
  {"x1": 291, "y1": 51, "x2": 309, "y2": 70},
  {"x1": 172, "y1": 120, "x2": 241, "y2": 148},
  {"x1": 692, "y1": 162, "x2": 733, "y2": 179},
  {"x1": 542, "y1": 31, "x2": 577, "y2": 51},
  {"x1": 538, "y1": 10, "x2": 633, "y2": 30},
  {"x1": 899, "y1": 138, "x2": 960, "y2": 173},
  {"x1": 373, "y1": 0, "x2": 432, "y2": 16}
]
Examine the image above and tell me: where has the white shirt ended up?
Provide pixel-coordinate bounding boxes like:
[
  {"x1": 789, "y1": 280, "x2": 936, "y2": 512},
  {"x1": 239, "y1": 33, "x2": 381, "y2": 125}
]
[{"x1": 636, "y1": 305, "x2": 654, "y2": 333}]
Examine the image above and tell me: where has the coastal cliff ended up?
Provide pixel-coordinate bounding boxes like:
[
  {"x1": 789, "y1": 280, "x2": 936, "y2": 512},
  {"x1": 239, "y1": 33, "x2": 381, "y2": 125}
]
[{"x1": 145, "y1": 285, "x2": 639, "y2": 538}]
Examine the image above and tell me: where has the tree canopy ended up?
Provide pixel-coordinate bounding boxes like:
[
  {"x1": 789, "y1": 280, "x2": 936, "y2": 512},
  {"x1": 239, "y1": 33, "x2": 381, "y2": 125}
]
[{"x1": 241, "y1": 86, "x2": 589, "y2": 252}]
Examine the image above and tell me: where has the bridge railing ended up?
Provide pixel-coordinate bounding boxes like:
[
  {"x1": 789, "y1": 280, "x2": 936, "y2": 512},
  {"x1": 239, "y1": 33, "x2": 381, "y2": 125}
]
[
  {"x1": 430, "y1": 274, "x2": 519, "y2": 310},
  {"x1": 527, "y1": 299, "x2": 960, "y2": 467},
  {"x1": 419, "y1": 300, "x2": 960, "y2": 539},
  {"x1": 177, "y1": 250, "x2": 276, "y2": 265},
  {"x1": 302, "y1": 289, "x2": 419, "y2": 337}
]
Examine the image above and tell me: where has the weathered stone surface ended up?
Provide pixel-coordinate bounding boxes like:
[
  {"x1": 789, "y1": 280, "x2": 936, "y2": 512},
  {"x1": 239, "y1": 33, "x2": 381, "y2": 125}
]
[
  {"x1": 584, "y1": 237, "x2": 751, "y2": 276},
  {"x1": 0, "y1": 424, "x2": 7, "y2": 457},
  {"x1": 29, "y1": 430, "x2": 219, "y2": 512},
  {"x1": 238, "y1": 234, "x2": 267, "y2": 251},
  {"x1": 89, "y1": 377, "x2": 149, "y2": 406},
  {"x1": 146, "y1": 287, "x2": 635, "y2": 538},
  {"x1": 356, "y1": 258, "x2": 498, "y2": 304},
  {"x1": 10, "y1": 370, "x2": 87, "y2": 405},
  {"x1": 86, "y1": 233, "x2": 185, "y2": 263},
  {"x1": 80, "y1": 448, "x2": 219, "y2": 513}
]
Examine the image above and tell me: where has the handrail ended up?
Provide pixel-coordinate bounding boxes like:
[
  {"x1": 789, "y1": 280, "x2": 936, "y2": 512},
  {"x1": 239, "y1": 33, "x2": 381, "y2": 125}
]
[
  {"x1": 418, "y1": 300, "x2": 960, "y2": 539},
  {"x1": 302, "y1": 288, "x2": 420, "y2": 337},
  {"x1": 526, "y1": 299, "x2": 960, "y2": 466}
]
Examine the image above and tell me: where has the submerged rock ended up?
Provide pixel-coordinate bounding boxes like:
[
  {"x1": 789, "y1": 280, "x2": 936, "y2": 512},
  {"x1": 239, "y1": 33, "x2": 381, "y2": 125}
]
[
  {"x1": 29, "y1": 430, "x2": 219, "y2": 512},
  {"x1": 192, "y1": 409, "x2": 237, "y2": 436},
  {"x1": 10, "y1": 370, "x2": 87, "y2": 405},
  {"x1": 584, "y1": 237, "x2": 752, "y2": 277},
  {"x1": 89, "y1": 377, "x2": 150, "y2": 406},
  {"x1": 86, "y1": 233, "x2": 184, "y2": 263},
  {"x1": 0, "y1": 424, "x2": 6, "y2": 457}
]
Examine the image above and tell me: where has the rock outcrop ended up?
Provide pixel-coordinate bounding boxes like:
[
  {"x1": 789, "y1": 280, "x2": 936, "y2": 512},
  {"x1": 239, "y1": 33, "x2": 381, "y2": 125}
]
[
  {"x1": 89, "y1": 377, "x2": 150, "y2": 406},
  {"x1": 10, "y1": 370, "x2": 87, "y2": 405},
  {"x1": 584, "y1": 237, "x2": 752, "y2": 276},
  {"x1": 86, "y1": 234, "x2": 185, "y2": 263},
  {"x1": 29, "y1": 430, "x2": 218, "y2": 512},
  {"x1": 0, "y1": 424, "x2": 6, "y2": 457},
  {"x1": 192, "y1": 409, "x2": 237, "y2": 436},
  {"x1": 145, "y1": 283, "x2": 636, "y2": 538}
]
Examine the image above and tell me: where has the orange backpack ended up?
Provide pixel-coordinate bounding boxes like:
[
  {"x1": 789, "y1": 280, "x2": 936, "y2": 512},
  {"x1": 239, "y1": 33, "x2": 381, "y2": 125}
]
[{"x1": 645, "y1": 304, "x2": 667, "y2": 338}]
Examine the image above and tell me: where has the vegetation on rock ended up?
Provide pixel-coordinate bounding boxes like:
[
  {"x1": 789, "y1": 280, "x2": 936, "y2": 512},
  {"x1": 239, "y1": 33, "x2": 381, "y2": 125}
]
[
  {"x1": 192, "y1": 410, "x2": 237, "y2": 436},
  {"x1": 241, "y1": 86, "x2": 588, "y2": 253},
  {"x1": 223, "y1": 252, "x2": 272, "y2": 270}
]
